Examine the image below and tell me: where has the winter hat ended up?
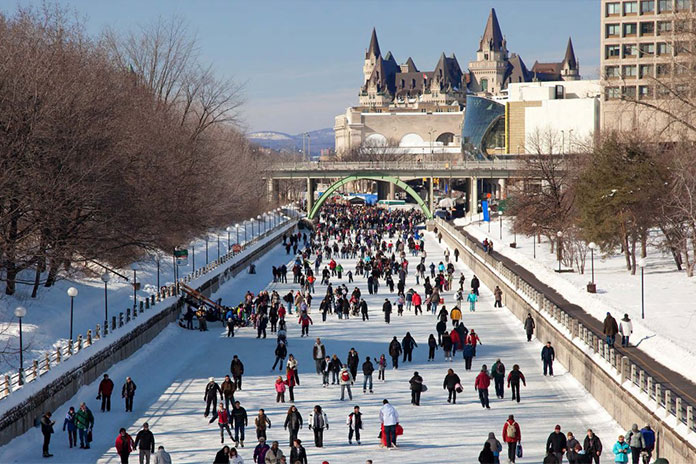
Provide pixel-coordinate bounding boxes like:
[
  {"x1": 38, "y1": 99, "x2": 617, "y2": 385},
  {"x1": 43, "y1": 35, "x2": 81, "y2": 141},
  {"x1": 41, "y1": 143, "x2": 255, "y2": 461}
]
[
  {"x1": 209, "y1": 377, "x2": 214, "y2": 382},
  {"x1": 555, "y1": 425, "x2": 561, "y2": 430}
]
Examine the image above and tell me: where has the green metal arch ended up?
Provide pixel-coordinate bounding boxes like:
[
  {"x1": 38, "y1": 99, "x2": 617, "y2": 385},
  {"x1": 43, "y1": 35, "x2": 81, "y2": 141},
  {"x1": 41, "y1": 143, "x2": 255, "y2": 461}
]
[{"x1": 308, "y1": 175, "x2": 433, "y2": 220}]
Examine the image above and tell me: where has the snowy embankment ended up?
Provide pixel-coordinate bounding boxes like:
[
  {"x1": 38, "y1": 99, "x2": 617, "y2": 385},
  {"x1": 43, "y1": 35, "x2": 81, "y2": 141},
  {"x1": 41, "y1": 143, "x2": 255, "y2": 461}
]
[
  {"x1": 458, "y1": 216, "x2": 696, "y2": 386},
  {"x1": 0, "y1": 229, "x2": 623, "y2": 463},
  {"x1": 0, "y1": 210, "x2": 298, "y2": 407}
]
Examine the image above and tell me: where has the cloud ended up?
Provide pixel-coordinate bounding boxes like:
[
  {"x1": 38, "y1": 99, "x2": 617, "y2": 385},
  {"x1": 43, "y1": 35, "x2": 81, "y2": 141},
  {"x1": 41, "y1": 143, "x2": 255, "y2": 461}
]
[{"x1": 241, "y1": 88, "x2": 356, "y2": 134}]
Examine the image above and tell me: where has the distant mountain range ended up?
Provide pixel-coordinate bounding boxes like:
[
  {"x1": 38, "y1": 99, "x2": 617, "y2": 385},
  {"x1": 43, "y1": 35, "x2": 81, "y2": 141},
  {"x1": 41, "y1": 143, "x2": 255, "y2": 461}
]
[{"x1": 249, "y1": 128, "x2": 334, "y2": 157}]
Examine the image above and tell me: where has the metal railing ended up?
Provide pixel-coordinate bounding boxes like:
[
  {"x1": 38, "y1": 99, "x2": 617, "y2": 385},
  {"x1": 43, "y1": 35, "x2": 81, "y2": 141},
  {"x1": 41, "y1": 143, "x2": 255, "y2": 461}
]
[
  {"x1": 0, "y1": 208, "x2": 301, "y2": 401},
  {"x1": 268, "y1": 159, "x2": 524, "y2": 172},
  {"x1": 435, "y1": 217, "x2": 696, "y2": 434}
]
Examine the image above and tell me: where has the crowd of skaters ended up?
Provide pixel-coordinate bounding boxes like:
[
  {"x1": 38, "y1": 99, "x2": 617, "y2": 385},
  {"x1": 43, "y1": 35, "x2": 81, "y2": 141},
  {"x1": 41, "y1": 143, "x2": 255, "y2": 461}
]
[{"x1": 35, "y1": 204, "x2": 668, "y2": 463}]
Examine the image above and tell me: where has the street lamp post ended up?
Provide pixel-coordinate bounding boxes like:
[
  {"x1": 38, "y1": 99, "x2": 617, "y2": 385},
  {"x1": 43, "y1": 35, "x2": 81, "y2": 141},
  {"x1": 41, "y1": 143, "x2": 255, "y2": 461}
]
[
  {"x1": 130, "y1": 263, "x2": 139, "y2": 309},
  {"x1": 101, "y1": 273, "x2": 110, "y2": 335},
  {"x1": 556, "y1": 231, "x2": 563, "y2": 272},
  {"x1": 226, "y1": 227, "x2": 232, "y2": 251},
  {"x1": 638, "y1": 257, "x2": 647, "y2": 319},
  {"x1": 588, "y1": 242, "x2": 596, "y2": 284},
  {"x1": 257, "y1": 215, "x2": 263, "y2": 235},
  {"x1": 532, "y1": 223, "x2": 537, "y2": 259},
  {"x1": 67, "y1": 287, "x2": 78, "y2": 340},
  {"x1": 242, "y1": 221, "x2": 247, "y2": 244},
  {"x1": 205, "y1": 236, "x2": 209, "y2": 264},
  {"x1": 499, "y1": 211, "x2": 503, "y2": 240},
  {"x1": 14, "y1": 306, "x2": 26, "y2": 385}
]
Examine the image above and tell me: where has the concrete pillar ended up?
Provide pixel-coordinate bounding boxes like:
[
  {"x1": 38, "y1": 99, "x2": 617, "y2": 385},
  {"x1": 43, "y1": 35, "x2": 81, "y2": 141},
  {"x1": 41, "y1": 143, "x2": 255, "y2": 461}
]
[
  {"x1": 687, "y1": 405, "x2": 694, "y2": 430},
  {"x1": 388, "y1": 182, "x2": 396, "y2": 200},
  {"x1": 665, "y1": 390, "x2": 672, "y2": 413},
  {"x1": 306, "y1": 178, "x2": 315, "y2": 214},
  {"x1": 498, "y1": 178, "x2": 506, "y2": 199},
  {"x1": 468, "y1": 177, "x2": 478, "y2": 218}
]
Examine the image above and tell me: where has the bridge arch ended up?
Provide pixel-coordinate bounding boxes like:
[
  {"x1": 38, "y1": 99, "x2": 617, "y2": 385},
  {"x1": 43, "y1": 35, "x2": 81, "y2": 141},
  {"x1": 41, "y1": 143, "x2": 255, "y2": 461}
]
[{"x1": 308, "y1": 175, "x2": 433, "y2": 220}]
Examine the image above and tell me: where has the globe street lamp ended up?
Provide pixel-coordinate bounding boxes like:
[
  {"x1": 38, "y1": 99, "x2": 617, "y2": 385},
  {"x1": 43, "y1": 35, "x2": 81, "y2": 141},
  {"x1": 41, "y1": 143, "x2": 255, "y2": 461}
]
[
  {"x1": 67, "y1": 287, "x2": 78, "y2": 340},
  {"x1": 130, "y1": 263, "x2": 139, "y2": 309},
  {"x1": 499, "y1": 211, "x2": 503, "y2": 240},
  {"x1": 638, "y1": 257, "x2": 647, "y2": 319},
  {"x1": 257, "y1": 215, "x2": 263, "y2": 235},
  {"x1": 101, "y1": 273, "x2": 110, "y2": 334},
  {"x1": 226, "y1": 226, "x2": 232, "y2": 251},
  {"x1": 588, "y1": 242, "x2": 597, "y2": 284},
  {"x1": 14, "y1": 306, "x2": 26, "y2": 385},
  {"x1": 556, "y1": 231, "x2": 563, "y2": 272}
]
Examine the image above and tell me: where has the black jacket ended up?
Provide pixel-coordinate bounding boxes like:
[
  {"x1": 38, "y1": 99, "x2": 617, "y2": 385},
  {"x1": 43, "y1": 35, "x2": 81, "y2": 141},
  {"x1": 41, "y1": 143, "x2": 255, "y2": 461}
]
[
  {"x1": 122, "y1": 380, "x2": 137, "y2": 397},
  {"x1": 541, "y1": 346, "x2": 555, "y2": 361},
  {"x1": 547, "y1": 431, "x2": 567, "y2": 453},
  {"x1": 383, "y1": 301, "x2": 392, "y2": 313},
  {"x1": 213, "y1": 448, "x2": 230, "y2": 463},
  {"x1": 362, "y1": 360, "x2": 374, "y2": 375},
  {"x1": 328, "y1": 357, "x2": 342, "y2": 372},
  {"x1": 290, "y1": 445, "x2": 308, "y2": 464},
  {"x1": 204, "y1": 381, "x2": 222, "y2": 401},
  {"x1": 40, "y1": 415, "x2": 54, "y2": 435},
  {"x1": 134, "y1": 429, "x2": 155, "y2": 452},
  {"x1": 443, "y1": 373, "x2": 461, "y2": 390},
  {"x1": 583, "y1": 435, "x2": 602, "y2": 454},
  {"x1": 275, "y1": 344, "x2": 287, "y2": 358},
  {"x1": 347, "y1": 352, "x2": 359, "y2": 369},
  {"x1": 409, "y1": 374, "x2": 423, "y2": 392},
  {"x1": 231, "y1": 406, "x2": 248, "y2": 425},
  {"x1": 402, "y1": 334, "x2": 418, "y2": 352},
  {"x1": 389, "y1": 339, "x2": 402, "y2": 357}
]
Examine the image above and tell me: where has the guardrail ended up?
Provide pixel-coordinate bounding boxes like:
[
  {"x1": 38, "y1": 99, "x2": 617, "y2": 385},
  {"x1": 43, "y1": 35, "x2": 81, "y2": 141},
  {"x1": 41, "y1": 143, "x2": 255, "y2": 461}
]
[
  {"x1": 435, "y1": 217, "x2": 696, "y2": 435},
  {"x1": 0, "y1": 207, "x2": 301, "y2": 401},
  {"x1": 268, "y1": 159, "x2": 524, "y2": 172}
]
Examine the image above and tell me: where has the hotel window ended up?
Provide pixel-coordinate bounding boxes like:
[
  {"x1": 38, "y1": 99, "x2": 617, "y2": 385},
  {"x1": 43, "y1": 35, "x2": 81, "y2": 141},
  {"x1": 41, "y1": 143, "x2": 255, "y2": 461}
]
[
  {"x1": 656, "y1": 63, "x2": 671, "y2": 76},
  {"x1": 606, "y1": 87, "x2": 621, "y2": 99},
  {"x1": 623, "y1": 65, "x2": 638, "y2": 77},
  {"x1": 674, "y1": 41, "x2": 689, "y2": 55},
  {"x1": 658, "y1": 0, "x2": 673, "y2": 11},
  {"x1": 624, "y1": 22, "x2": 638, "y2": 35},
  {"x1": 607, "y1": 2, "x2": 621, "y2": 15},
  {"x1": 640, "y1": 21, "x2": 655, "y2": 35},
  {"x1": 606, "y1": 45, "x2": 621, "y2": 58},
  {"x1": 656, "y1": 85, "x2": 670, "y2": 97},
  {"x1": 638, "y1": 85, "x2": 653, "y2": 99},
  {"x1": 624, "y1": 1, "x2": 639, "y2": 13},
  {"x1": 674, "y1": 19, "x2": 689, "y2": 32},
  {"x1": 641, "y1": 0, "x2": 655, "y2": 12},
  {"x1": 606, "y1": 23, "x2": 620, "y2": 36},
  {"x1": 639, "y1": 64, "x2": 654, "y2": 77},
  {"x1": 605, "y1": 65, "x2": 621, "y2": 78},
  {"x1": 676, "y1": 0, "x2": 690, "y2": 10},
  {"x1": 656, "y1": 42, "x2": 670, "y2": 55},
  {"x1": 657, "y1": 20, "x2": 672, "y2": 34},
  {"x1": 623, "y1": 86, "x2": 637, "y2": 98},
  {"x1": 639, "y1": 42, "x2": 655, "y2": 56},
  {"x1": 623, "y1": 43, "x2": 638, "y2": 57}
]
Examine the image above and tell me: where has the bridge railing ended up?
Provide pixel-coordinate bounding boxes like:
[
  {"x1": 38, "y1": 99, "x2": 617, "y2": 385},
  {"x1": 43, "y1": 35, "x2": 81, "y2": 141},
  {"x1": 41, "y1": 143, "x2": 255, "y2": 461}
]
[{"x1": 268, "y1": 159, "x2": 522, "y2": 172}]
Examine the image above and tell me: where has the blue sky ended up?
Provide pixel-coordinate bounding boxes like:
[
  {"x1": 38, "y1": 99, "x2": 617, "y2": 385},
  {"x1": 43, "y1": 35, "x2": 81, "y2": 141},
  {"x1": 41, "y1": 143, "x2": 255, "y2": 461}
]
[{"x1": 2, "y1": 1, "x2": 600, "y2": 134}]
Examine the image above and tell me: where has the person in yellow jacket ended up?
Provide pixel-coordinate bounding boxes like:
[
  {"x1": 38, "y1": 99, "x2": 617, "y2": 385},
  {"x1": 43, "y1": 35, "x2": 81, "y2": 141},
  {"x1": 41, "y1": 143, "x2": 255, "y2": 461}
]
[{"x1": 450, "y1": 306, "x2": 462, "y2": 327}]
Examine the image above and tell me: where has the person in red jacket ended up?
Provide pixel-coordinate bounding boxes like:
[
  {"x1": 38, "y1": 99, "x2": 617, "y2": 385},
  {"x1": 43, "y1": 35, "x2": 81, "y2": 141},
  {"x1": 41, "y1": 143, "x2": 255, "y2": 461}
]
[
  {"x1": 115, "y1": 428, "x2": 134, "y2": 464},
  {"x1": 411, "y1": 292, "x2": 422, "y2": 315},
  {"x1": 98, "y1": 374, "x2": 114, "y2": 412},
  {"x1": 299, "y1": 311, "x2": 313, "y2": 337},
  {"x1": 474, "y1": 365, "x2": 491, "y2": 409},
  {"x1": 502, "y1": 414, "x2": 521, "y2": 463},
  {"x1": 466, "y1": 330, "x2": 482, "y2": 356},
  {"x1": 450, "y1": 329, "x2": 461, "y2": 356}
]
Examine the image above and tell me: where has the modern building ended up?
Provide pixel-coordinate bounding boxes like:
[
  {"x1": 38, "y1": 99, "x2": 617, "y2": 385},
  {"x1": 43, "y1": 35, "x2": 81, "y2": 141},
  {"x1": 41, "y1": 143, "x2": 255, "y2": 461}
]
[
  {"x1": 600, "y1": 0, "x2": 695, "y2": 133},
  {"x1": 334, "y1": 9, "x2": 582, "y2": 156}
]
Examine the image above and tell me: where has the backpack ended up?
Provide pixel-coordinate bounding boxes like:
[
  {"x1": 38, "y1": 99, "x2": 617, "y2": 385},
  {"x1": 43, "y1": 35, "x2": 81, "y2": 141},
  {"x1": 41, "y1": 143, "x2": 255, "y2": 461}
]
[
  {"x1": 341, "y1": 370, "x2": 350, "y2": 382},
  {"x1": 507, "y1": 422, "x2": 517, "y2": 439}
]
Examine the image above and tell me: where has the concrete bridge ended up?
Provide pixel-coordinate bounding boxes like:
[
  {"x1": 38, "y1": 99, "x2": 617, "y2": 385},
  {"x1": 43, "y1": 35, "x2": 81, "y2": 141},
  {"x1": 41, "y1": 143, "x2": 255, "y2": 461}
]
[{"x1": 265, "y1": 159, "x2": 526, "y2": 219}]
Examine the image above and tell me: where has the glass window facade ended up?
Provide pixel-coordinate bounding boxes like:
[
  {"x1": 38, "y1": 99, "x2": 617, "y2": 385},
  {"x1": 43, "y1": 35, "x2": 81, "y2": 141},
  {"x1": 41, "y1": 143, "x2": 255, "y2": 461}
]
[{"x1": 461, "y1": 96, "x2": 505, "y2": 159}]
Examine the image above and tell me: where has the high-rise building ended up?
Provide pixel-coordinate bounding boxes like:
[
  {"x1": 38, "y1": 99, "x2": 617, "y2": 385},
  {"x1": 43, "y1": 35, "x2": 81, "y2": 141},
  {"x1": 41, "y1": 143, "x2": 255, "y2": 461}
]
[{"x1": 600, "y1": 0, "x2": 695, "y2": 132}]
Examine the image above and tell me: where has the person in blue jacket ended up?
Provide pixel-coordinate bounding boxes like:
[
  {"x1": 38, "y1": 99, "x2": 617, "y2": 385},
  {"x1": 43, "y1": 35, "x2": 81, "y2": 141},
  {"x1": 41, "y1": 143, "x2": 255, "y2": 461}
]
[
  {"x1": 612, "y1": 435, "x2": 631, "y2": 463},
  {"x1": 640, "y1": 425, "x2": 655, "y2": 464}
]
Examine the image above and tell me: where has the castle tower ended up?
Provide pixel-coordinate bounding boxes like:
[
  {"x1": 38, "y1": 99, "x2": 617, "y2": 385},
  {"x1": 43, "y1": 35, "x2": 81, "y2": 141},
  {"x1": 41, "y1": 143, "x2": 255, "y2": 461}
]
[
  {"x1": 468, "y1": 8, "x2": 510, "y2": 95},
  {"x1": 560, "y1": 37, "x2": 580, "y2": 80},
  {"x1": 363, "y1": 28, "x2": 381, "y2": 85}
]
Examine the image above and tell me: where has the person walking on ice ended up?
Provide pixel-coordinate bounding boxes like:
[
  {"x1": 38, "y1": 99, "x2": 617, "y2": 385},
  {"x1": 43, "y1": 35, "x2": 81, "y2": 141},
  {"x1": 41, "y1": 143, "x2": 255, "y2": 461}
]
[
  {"x1": 308, "y1": 405, "x2": 328, "y2": 448},
  {"x1": 347, "y1": 405, "x2": 363, "y2": 445},
  {"x1": 339, "y1": 366, "x2": 354, "y2": 401},
  {"x1": 210, "y1": 403, "x2": 234, "y2": 444},
  {"x1": 379, "y1": 399, "x2": 399, "y2": 449},
  {"x1": 467, "y1": 289, "x2": 478, "y2": 312}
]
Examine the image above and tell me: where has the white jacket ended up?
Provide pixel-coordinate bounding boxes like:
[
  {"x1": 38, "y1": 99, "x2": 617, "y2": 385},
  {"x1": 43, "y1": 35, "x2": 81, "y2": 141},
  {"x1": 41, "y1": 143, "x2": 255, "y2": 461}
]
[
  {"x1": 620, "y1": 319, "x2": 633, "y2": 335},
  {"x1": 308, "y1": 411, "x2": 329, "y2": 430},
  {"x1": 230, "y1": 455, "x2": 244, "y2": 464},
  {"x1": 153, "y1": 450, "x2": 172, "y2": 464},
  {"x1": 379, "y1": 403, "x2": 399, "y2": 426},
  {"x1": 339, "y1": 368, "x2": 354, "y2": 385}
]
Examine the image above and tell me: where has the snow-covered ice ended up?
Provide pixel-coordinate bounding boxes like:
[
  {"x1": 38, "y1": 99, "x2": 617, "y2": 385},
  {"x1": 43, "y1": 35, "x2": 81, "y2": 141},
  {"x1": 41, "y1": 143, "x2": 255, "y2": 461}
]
[{"x1": 0, "y1": 228, "x2": 624, "y2": 463}]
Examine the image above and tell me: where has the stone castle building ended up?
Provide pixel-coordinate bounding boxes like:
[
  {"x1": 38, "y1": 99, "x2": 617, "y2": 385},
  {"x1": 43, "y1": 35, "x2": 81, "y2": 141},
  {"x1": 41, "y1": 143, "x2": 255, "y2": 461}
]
[{"x1": 335, "y1": 8, "x2": 581, "y2": 155}]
